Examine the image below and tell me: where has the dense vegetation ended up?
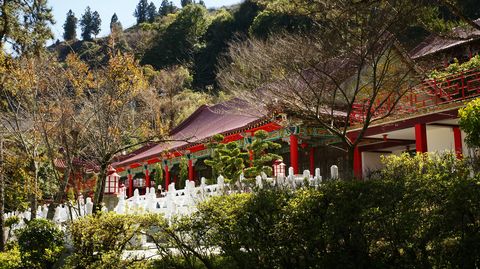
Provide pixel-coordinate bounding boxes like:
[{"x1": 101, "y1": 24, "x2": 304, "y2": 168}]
[
  {"x1": 52, "y1": 0, "x2": 480, "y2": 92},
  {"x1": 4, "y1": 153, "x2": 479, "y2": 268}
]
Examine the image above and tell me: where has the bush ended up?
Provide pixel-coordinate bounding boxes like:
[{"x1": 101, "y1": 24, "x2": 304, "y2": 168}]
[
  {"x1": 55, "y1": 153, "x2": 480, "y2": 268},
  {"x1": 428, "y1": 55, "x2": 480, "y2": 80},
  {"x1": 65, "y1": 212, "x2": 151, "y2": 269},
  {"x1": 187, "y1": 153, "x2": 480, "y2": 268},
  {"x1": 16, "y1": 219, "x2": 64, "y2": 269},
  {"x1": 0, "y1": 246, "x2": 21, "y2": 269},
  {"x1": 459, "y1": 98, "x2": 480, "y2": 148}
]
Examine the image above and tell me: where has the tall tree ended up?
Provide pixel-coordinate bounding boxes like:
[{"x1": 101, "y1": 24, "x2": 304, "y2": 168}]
[
  {"x1": 181, "y1": 0, "x2": 193, "y2": 8},
  {"x1": 159, "y1": 0, "x2": 176, "y2": 16},
  {"x1": 134, "y1": 0, "x2": 149, "y2": 24},
  {"x1": 220, "y1": 0, "x2": 480, "y2": 177},
  {"x1": 91, "y1": 11, "x2": 102, "y2": 38},
  {"x1": 110, "y1": 13, "x2": 122, "y2": 31},
  {"x1": 80, "y1": 7, "x2": 94, "y2": 41},
  {"x1": 193, "y1": 9, "x2": 234, "y2": 90},
  {"x1": 80, "y1": 7, "x2": 101, "y2": 41},
  {"x1": 0, "y1": 0, "x2": 54, "y2": 55},
  {"x1": 109, "y1": 14, "x2": 130, "y2": 54},
  {"x1": 147, "y1": 2, "x2": 158, "y2": 23},
  {"x1": 219, "y1": 1, "x2": 422, "y2": 177},
  {"x1": 63, "y1": 10, "x2": 78, "y2": 41},
  {"x1": 142, "y1": 4, "x2": 210, "y2": 68},
  {"x1": 198, "y1": 0, "x2": 206, "y2": 7},
  {"x1": 85, "y1": 53, "x2": 167, "y2": 213}
]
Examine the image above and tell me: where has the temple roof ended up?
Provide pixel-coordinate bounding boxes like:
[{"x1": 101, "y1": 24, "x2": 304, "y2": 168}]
[
  {"x1": 113, "y1": 100, "x2": 266, "y2": 168},
  {"x1": 410, "y1": 19, "x2": 480, "y2": 59}
]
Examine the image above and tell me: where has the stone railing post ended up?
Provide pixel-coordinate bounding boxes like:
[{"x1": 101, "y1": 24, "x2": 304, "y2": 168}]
[{"x1": 330, "y1": 165, "x2": 339, "y2": 180}]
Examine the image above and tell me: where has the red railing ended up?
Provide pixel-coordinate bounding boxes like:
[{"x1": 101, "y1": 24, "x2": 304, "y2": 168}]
[{"x1": 350, "y1": 67, "x2": 480, "y2": 123}]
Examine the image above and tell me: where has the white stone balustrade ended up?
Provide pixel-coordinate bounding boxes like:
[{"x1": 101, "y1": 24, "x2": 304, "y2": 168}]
[{"x1": 4, "y1": 165, "x2": 340, "y2": 232}]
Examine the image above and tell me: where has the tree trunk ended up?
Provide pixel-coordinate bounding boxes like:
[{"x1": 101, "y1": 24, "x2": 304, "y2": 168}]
[
  {"x1": 29, "y1": 158, "x2": 39, "y2": 220},
  {"x1": 46, "y1": 166, "x2": 72, "y2": 220},
  {"x1": 92, "y1": 162, "x2": 108, "y2": 214},
  {"x1": 0, "y1": 138, "x2": 5, "y2": 251},
  {"x1": 345, "y1": 145, "x2": 355, "y2": 180}
]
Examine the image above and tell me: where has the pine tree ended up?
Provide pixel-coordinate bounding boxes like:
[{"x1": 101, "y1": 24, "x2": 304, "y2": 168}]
[
  {"x1": 91, "y1": 11, "x2": 102, "y2": 38},
  {"x1": 169, "y1": 2, "x2": 177, "y2": 14},
  {"x1": 110, "y1": 13, "x2": 122, "y2": 31},
  {"x1": 0, "y1": 0, "x2": 54, "y2": 55},
  {"x1": 160, "y1": 0, "x2": 177, "y2": 16},
  {"x1": 244, "y1": 130, "x2": 282, "y2": 178},
  {"x1": 199, "y1": 0, "x2": 206, "y2": 7},
  {"x1": 204, "y1": 134, "x2": 249, "y2": 184},
  {"x1": 109, "y1": 13, "x2": 129, "y2": 54},
  {"x1": 80, "y1": 7, "x2": 102, "y2": 41},
  {"x1": 159, "y1": 0, "x2": 169, "y2": 16},
  {"x1": 181, "y1": 0, "x2": 193, "y2": 8},
  {"x1": 80, "y1": 7, "x2": 94, "y2": 41},
  {"x1": 63, "y1": 10, "x2": 78, "y2": 41},
  {"x1": 147, "y1": 2, "x2": 158, "y2": 23},
  {"x1": 134, "y1": 0, "x2": 149, "y2": 24}
]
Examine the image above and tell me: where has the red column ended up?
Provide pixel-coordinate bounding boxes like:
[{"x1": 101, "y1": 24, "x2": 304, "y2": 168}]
[
  {"x1": 290, "y1": 134, "x2": 299, "y2": 174},
  {"x1": 165, "y1": 165, "x2": 170, "y2": 190},
  {"x1": 453, "y1": 126, "x2": 463, "y2": 159},
  {"x1": 353, "y1": 146, "x2": 362, "y2": 179},
  {"x1": 127, "y1": 171, "x2": 133, "y2": 197},
  {"x1": 188, "y1": 159, "x2": 194, "y2": 181},
  {"x1": 309, "y1": 147, "x2": 315, "y2": 175},
  {"x1": 415, "y1": 123, "x2": 428, "y2": 153},
  {"x1": 145, "y1": 168, "x2": 150, "y2": 188}
]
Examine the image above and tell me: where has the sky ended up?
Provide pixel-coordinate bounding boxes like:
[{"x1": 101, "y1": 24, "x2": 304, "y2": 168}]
[{"x1": 48, "y1": 0, "x2": 241, "y2": 42}]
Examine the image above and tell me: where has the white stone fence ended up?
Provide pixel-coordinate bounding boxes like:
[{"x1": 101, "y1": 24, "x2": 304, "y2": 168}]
[{"x1": 4, "y1": 165, "x2": 340, "y2": 230}]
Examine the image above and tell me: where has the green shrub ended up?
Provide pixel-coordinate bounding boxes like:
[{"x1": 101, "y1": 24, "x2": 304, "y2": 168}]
[
  {"x1": 0, "y1": 247, "x2": 21, "y2": 269},
  {"x1": 459, "y1": 98, "x2": 480, "y2": 148},
  {"x1": 187, "y1": 153, "x2": 480, "y2": 268},
  {"x1": 65, "y1": 212, "x2": 163, "y2": 269},
  {"x1": 428, "y1": 55, "x2": 480, "y2": 80},
  {"x1": 16, "y1": 218, "x2": 64, "y2": 269}
]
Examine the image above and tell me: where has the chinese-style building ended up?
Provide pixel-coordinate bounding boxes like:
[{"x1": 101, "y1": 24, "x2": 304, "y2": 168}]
[{"x1": 112, "y1": 23, "x2": 480, "y2": 197}]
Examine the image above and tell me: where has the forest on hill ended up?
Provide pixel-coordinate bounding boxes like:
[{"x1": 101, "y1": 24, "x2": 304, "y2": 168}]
[{"x1": 51, "y1": 0, "x2": 480, "y2": 93}]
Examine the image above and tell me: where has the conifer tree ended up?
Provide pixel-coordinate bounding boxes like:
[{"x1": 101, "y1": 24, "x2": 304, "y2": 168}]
[
  {"x1": 205, "y1": 134, "x2": 249, "y2": 183},
  {"x1": 244, "y1": 130, "x2": 282, "y2": 178},
  {"x1": 199, "y1": 0, "x2": 206, "y2": 7},
  {"x1": 0, "y1": 0, "x2": 54, "y2": 55},
  {"x1": 147, "y1": 2, "x2": 158, "y2": 23},
  {"x1": 134, "y1": 0, "x2": 149, "y2": 24},
  {"x1": 63, "y1": 10, "x2": 78, "y2": 41},
  {"x1": 110, "y1": 13, "x2": 122, "y2": 31},
  {"x1": 181, "y1": 0, "x2": 193, "y2": 8},
  {"x1": 91, "y1": 11, "x2": 102, "y2": 38},
  {"x1": 80, "y1": 7, "x2": 102, "y2": 41},
  {"x1": 159, "y1": 0, "x2": 169, "y2": 16},
  {"x1": 169, "y1": 1, "x2": 177, "y2": 14},
  {"x1": 80, "y1": 7, "x2": 93, "y2": 41},
  {"x1": 159, "y1": 0, "x2": 177, "y2": 16}
]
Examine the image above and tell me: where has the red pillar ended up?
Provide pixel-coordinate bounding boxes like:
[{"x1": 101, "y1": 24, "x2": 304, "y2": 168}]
[
  {"x1": 309, "y1": 147, "x2": 315, "y2": 175},
  {"x1": 188, "y1": 159, "x2": 194, "y2": 181},
  {"x1": 165, "y1": 165, "x2": 170, "y2": 190},
  {"x1": 453, "y1": 126, "x2": 463, "y2": 159},
  {"x1": 127, "y1": 171, "x2": 133, "y2": 197},
  {"x1": 353, "y1": 146, "x2": 362, "y2": 179},
  {"x1": 290, "y1": 134, "x2": 299, "y2": 174},
  {"x1": 415, "y1": 123, "x2": 428, "y2": 153},
  {"x1": 145, "y1": 167, "x2": 150, "y2": 188}
]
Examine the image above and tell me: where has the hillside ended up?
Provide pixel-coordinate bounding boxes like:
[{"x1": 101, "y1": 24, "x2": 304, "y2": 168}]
[{"x1": 49, "y1": 0, "x2": 480, "y2": 92}]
